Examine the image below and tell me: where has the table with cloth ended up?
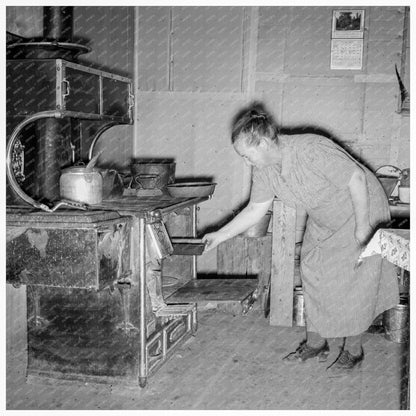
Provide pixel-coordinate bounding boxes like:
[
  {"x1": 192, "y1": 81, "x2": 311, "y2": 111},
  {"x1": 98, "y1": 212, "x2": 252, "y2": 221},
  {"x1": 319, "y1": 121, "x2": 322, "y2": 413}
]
[
  {"x1": 360, "y1": 227, "x2": 410, "y2": 410},
  {"x1": 359, "y1": 228, "x2": 410, "y2": 272}
]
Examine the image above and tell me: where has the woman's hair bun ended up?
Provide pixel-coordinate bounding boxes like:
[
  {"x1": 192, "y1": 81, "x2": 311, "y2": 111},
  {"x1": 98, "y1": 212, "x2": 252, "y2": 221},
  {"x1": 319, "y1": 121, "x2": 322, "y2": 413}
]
[
  {"x1": 250, "y1": 110, "x2": 266, "y2": 120},
  {"x1": 231, "y1": 101, "x2": 278, "y2": 145}
]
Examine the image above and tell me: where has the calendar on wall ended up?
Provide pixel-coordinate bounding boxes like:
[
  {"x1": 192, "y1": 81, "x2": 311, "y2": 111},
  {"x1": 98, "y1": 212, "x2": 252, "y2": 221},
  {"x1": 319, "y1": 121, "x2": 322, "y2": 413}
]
[
  {"x1": 330, "y1": 9, "x2": 364, "y2": 70},
  {"x1": 330, "y1": 38, "x2": 363, "y2": 70}
]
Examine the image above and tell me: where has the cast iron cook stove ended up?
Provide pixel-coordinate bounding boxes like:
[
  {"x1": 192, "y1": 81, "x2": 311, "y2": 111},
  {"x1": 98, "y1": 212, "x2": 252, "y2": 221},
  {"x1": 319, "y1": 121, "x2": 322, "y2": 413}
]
[
  {"x1": 6, "y1": 6, "x2": 258, "y2": 389},
  {"x1": 7, "y1": 205, "x2": 198, "y2": 388},
  {"x1": 6, "y1": 6, "x2": 198, "y2": 388}
]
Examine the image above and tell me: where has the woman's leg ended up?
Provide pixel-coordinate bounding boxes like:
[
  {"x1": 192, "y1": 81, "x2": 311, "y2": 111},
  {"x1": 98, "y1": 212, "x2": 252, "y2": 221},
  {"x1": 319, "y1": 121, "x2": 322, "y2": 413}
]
[
  {"x1": 326, "y1": 333, "x2": 364, "y2": 374},
  {"x1": 344, "y1": 334, "x2": 363, "y2": 355},
  {"x1": 307, "y1": 330, "x2": 326, "y2": 348},
  {"x1": 282, "y1": 330, "x2": 329, "y2": 363}
]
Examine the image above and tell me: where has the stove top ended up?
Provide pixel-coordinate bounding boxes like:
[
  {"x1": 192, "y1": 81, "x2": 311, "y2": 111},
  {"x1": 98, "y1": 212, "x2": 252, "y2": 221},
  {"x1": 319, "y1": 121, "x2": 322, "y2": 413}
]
[
  {"x1": 7, "y1": 194, "x2": 208, "y2": 223},
  {"x1": 6, "y1": 207, "x2": 120, "y2": 224}
]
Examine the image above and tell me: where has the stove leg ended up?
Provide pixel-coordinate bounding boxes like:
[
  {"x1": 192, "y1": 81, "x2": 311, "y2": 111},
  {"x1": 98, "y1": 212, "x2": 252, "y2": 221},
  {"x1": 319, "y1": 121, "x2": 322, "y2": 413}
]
[
  {"x1": 139, "y1": 376, "x2": 147, "y2": 388},
  {"x1": 138, "y1": 217, "x2": 148, "y2": 386}
]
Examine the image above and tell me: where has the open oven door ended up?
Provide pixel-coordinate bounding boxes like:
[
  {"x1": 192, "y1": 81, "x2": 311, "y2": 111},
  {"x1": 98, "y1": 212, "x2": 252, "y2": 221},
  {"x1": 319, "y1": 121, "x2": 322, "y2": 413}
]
[{"x1": 163, "y1": 236, "x2": 269, "y2": 316}]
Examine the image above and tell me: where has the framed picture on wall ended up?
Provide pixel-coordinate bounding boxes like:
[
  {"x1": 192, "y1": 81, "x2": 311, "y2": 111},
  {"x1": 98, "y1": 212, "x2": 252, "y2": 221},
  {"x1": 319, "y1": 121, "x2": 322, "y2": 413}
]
[{"x1": 332, "y1": 9, "x2": 365, "y2": 39}]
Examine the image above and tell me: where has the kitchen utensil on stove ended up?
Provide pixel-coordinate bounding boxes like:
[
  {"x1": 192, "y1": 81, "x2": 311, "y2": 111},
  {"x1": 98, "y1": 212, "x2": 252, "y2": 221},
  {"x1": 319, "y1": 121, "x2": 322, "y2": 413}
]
[
  {"x1": 85, "y1": 151, "x2": 103, "y2": 171},
  {"x1": 135, "y1": 174, "x2": 160, "y2": 190},
  {"x1": 60, "y1": 166, "x2": 103, "y2": 204},
  {"x1": 96, "y1": 168, "x2": 124, "y2": 199},
  {"x1": 131, "y1": 160, "x2": 176, "y2": 189},
  {"x1": 170, "y1": 238, "x2": 206, "y2": 255},
  {"x1": 166, "y1": 182, "x2": 216, "y2": 198},
  {"x1": 59, "y1": 151, "x2": 125, "y2": 204}
]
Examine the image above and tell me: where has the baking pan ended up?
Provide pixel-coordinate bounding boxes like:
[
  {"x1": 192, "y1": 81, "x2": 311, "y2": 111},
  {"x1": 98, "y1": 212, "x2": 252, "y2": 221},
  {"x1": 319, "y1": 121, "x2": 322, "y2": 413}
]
[
  {"x1": 166, "y1": 182, "x2": 216, "y2": 198},
  {"x1": 171, "y1": 238, "x2": 206, "y2": 256}
]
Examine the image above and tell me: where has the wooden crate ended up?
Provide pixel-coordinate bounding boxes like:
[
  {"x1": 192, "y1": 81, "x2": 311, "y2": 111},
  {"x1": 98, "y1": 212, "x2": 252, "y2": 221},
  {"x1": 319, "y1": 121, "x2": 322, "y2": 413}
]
[{"x1": 217, "y1": 235, "x2": 272, "y2": 311}]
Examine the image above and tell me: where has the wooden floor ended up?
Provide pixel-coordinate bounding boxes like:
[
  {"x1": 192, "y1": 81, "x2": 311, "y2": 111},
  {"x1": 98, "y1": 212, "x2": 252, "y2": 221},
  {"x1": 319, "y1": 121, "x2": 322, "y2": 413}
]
[{"x1": 6, "y1": 307, "x2": 406, "y2": 411}]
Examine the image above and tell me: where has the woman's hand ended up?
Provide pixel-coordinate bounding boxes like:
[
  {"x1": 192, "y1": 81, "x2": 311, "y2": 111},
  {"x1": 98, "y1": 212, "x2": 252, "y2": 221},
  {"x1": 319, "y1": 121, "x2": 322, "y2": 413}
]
[
  {"x1": 354, "y1": 222, "x2": 373, "y2": 247},
  {"x1": 202, "y1": 231, "x2": 226, "y2": 252},
  {"x1": 349, "y1": 168, "x2": 372, "y2": 248}
]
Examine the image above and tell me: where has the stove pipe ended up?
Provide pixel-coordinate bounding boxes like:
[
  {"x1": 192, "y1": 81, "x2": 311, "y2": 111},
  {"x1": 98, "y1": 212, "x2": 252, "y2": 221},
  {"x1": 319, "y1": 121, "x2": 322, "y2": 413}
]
[
  {"x1": 43, "y1": 6, "x2": 74, "y2": 43},
  {"x1": 34, "y1": 7, "x2": 76, "y2": 202}
]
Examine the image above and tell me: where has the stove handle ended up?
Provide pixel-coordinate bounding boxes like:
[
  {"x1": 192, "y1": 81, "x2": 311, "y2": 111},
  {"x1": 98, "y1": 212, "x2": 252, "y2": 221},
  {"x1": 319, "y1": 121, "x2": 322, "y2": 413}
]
[
  {"x1": 48, "y1": 199, "x2": 88, "y2": 212},
  {"x1": 128, "y1": 91, "x2": 135, "y2": 117},
  {"x1": 6, "y1": 111, "x2": 85, "y2": 212},
  {"x1": 62, "y1": 78, "x2": 70, "y2": 100}
]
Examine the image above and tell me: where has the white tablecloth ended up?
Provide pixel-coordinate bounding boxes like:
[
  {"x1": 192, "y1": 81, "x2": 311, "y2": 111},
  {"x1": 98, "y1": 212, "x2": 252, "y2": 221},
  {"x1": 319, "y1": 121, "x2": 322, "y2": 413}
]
[{"x1": 359, "y1": 228, "x2": 410, "y2": 271}]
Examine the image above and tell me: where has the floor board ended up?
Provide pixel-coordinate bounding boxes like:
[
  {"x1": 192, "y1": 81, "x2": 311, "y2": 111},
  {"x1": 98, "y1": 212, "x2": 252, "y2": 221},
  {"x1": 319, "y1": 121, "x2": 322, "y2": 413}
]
[{"x1": 6, "y1": 308, "x2": 404, "y2": 410}]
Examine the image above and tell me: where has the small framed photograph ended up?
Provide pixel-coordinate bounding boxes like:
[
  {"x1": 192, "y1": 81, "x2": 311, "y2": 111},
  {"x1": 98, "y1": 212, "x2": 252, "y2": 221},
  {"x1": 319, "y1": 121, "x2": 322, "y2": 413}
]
[{"x1": 332, "y1": 9, "x2": 365, "y2": 39}]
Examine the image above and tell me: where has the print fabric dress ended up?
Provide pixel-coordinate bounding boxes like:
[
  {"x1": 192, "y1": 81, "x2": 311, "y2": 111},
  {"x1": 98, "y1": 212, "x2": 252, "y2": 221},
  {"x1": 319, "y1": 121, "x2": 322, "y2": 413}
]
[{"x1": 251, "y1": 134, "x2": 399, "y2": 337}]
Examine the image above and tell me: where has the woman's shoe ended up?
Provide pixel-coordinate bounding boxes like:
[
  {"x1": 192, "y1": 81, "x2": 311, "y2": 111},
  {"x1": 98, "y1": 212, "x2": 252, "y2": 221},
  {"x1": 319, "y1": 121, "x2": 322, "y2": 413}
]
[
  {"x1": 282, "y1": 340, "x2": 330, "y2": 363},
  {"x1": 326, "y1": 347, "x2": 364, "y2": 376}
]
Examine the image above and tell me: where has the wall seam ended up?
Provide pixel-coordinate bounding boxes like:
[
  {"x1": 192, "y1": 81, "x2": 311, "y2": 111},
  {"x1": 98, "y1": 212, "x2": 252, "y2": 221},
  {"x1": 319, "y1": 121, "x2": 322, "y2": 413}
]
[{"x1": 133, "y1": 6, "x2": 140, "y2": 157}]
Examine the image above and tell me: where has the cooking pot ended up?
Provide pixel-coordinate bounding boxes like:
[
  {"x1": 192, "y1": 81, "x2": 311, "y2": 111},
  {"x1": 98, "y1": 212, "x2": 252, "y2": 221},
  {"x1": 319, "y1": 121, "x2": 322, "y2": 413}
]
[
  {"x1": 131, "y1": 160, "x2": 175, "y2": 189},
  {"x1": 60, "y1": 166, "x2": 103, "y2": 204}
]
